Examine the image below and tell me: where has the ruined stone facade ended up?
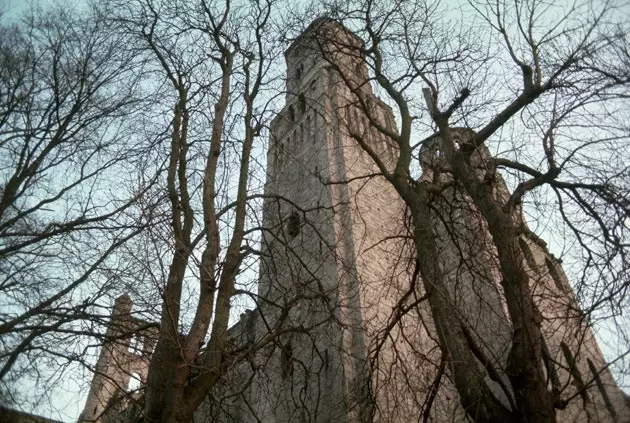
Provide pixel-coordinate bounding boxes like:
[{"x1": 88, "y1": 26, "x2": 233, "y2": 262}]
[
  {"x1": 79, "y1": 19, "x2": 629, "y2": 423},
  {"x1": 79, "y1": 295, "x2": 157, "y2": 423}
]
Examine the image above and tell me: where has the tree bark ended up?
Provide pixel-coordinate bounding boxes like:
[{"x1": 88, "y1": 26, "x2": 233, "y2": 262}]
[{"x1": 437, "y1": 123, "x2": 555, "y2": 423}]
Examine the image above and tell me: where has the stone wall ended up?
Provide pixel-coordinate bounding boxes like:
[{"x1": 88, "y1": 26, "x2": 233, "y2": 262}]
[
  {"x1": 78, "y1": 295, "x2": 158, "y2": 423},
  {"x1": 79, "y1": 18, "x2": 629, "y2": 423}
]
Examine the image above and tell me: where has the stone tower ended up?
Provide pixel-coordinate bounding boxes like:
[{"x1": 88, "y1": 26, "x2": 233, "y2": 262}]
[
  {"x1": 201, "y1": 17, "x2": 414, "y2": 422},
  {"x1": 207, "y1": 18, "x2": 629, "y2": 422},
  {"x1": 79, "y1": 296, "x2": 157, "y2": 423},
  {"x1": 80, "y1": 18, "x2": 629, "y2": 423}
]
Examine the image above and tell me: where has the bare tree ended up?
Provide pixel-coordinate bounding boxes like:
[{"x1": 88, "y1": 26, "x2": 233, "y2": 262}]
[
  {"x1": 97, "y1": 0, "x2": 302, "y2": 421},
  {"x1": 2, "y1": 1, "x2": 338, "y2": 421},
  {"x1": 299, "y1": 0, "x2": 630, "y2": 421},
  {"x1": 4, "y1": 0, "x2": 629, "y2": 422},
  {"x1": 0, "y1": 3, "x2": 154, "y2": 412}
]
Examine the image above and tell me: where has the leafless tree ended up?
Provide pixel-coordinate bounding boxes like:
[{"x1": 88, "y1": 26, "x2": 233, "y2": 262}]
[
  {"x1": 98, "y1": 0, "x2": 312, "y2": 421},
  {"x1": 299, "y1": 0, "x2": 630, "y2": 421},
  {"x1": 0, "y1": 3, "x2": 155, "y2": 412},
  {"x1": 2, "y1": 1, "x2": 338, "y2": 420},
  {"x1": 4, "y1": 0, "x2": 630, "y2": 422}
]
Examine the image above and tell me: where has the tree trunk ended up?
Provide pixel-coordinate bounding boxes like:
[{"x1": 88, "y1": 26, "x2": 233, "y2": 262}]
[
  {"x1": 408, "y1": 185, "x2": 515, "y2": 422},
  {"x1": 438, "y1": 124, "x2": 555, "y2": 423}
]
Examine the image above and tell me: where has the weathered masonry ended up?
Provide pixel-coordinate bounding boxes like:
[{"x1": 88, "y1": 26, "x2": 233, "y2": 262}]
[
  {"x1": 79, "y1": 295, "x2": 157, "y2": 423},
  {"x1": 80, "y1": 18, "x2": 630, "y2": 423}
]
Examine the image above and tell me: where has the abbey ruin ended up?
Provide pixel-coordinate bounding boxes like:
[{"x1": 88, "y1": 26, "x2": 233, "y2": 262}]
[{"x1": 78, "y1": 19, "x2": 629, "y2": 422}]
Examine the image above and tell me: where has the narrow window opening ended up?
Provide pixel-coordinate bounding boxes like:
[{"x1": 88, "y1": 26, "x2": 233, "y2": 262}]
[
  {"x1": 296, "y1": 64, "x2": 303, "y2": 81},
  {"x1": 561, "y1": 342, "x2": 588, "y2": 403},
  {"x1": 245, "y1": 310, "x2": 255, "y2": 344},
  {"x1": 288, "y1": 105, "x2": 295, "y2": 121},
  {"x1": 298, "y1": 93, "x2": 306, "y2": 114},
  {"x1": 277, "y1": 142, "x2": 285, "y2": 168},
  {"x1": 541, "y1": 339, "x2": 561, "y2": 391},
  {"x1": 281, "y1": 341, "x2": 293, "y2": 379},
  {"x1": 588, "y1": 358, "x2": 617, "y2": 417},
  {"x1": 286, "y1": 212, "x2": 300, "y2": 239}
]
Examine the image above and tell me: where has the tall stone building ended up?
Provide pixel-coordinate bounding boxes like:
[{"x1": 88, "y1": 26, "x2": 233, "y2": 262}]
[
  {"x1": 79, "y1": 18, "x2": 629, "y2": 423},
  {"x1": 79, "y1": 295, "x2": 158, "y2": 423}
]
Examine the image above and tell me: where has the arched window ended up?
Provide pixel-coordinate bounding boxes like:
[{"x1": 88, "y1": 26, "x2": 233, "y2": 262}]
[{"x1": 128, "y1": 373, "x2": 141, "y2": 392}]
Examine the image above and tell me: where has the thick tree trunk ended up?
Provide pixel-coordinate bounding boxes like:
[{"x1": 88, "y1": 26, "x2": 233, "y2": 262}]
[
  {"x1": 143, "y1": 91, "x2": 194, "y2": 423},
  {"x1": 437, "y1": 124, "x2": 555, "y2": 423},
  {"x1": 462, "y1": 180, "x2": 555, "y2": 423},
  {"x1": 408, "y1": 185, "x2": 515, "y2": 422}
]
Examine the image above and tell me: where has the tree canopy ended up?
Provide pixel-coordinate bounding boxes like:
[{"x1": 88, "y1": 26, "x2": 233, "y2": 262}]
[{"x1": 0, "y1": 0, "x2": 629, "y2": 422}]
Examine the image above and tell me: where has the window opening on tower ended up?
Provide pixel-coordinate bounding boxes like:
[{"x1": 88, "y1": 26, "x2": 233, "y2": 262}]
[
  {"x1": 276, "y1": 141, "x2": 285, "y2": 168},
  {"x1": 286, "y1": 212, "x2": 300, "y2": 239},
  {"x1": 128, "y1": 373, "x2": 141, "y2": 392},
  {"x1": 281, "y1": 340, "x2": 293, "y2": 379},
  {"x1": 298, "y1": 93, "x2": 306, "y2": 114}
]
